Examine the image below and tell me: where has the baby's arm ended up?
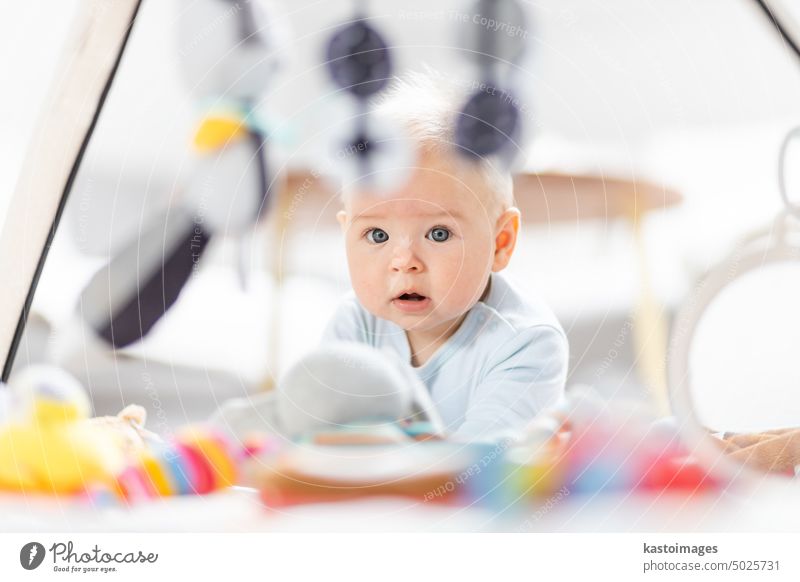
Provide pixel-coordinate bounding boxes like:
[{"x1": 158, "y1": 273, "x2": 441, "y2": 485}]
[{"x1": 451, "y1": 325, "x2": 568, "y2": 442}]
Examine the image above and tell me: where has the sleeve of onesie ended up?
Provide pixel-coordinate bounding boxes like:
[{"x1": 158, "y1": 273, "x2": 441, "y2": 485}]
[{"x1": 450, "y1": 324, "x2": 569, "y2": 442}]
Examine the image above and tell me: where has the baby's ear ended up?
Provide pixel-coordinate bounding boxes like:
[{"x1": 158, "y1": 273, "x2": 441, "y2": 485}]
[{"x1": 492, "y1": 207, "x2": 521, "y2": 272}]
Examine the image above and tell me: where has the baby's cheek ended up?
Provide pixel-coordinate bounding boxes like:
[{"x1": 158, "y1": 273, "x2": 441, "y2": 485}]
[
  {"x1": 438, "y1": 273, "x2": 478, "y2": 311},
  {"x1": 453, "y1": 258, "x2": 491, "y2": 303},
  {"x1": 350, "y1": 264, "x2": 386, "y2": 313},
  {"x1": 439, "y1": 245, "x2": 468, "y2": 274},
  {"x1": 347, "y1": 246, "x2": 374, "y2": 279},
  {"x1": 450, "y1": 246, "x2": 485, "y2": 279}
]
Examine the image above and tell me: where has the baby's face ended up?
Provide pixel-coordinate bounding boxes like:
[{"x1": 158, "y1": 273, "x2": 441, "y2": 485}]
[{"x1": 338, "y1": 152, "x2": 510, "y2": 338}]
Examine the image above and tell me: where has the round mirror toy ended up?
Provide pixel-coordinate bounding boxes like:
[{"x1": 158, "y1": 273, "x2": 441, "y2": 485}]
[{"x1": 669, "y1": 126, "x2": 800, "y2": 482}]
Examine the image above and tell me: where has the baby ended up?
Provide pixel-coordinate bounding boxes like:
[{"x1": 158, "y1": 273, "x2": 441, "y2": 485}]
[{"x1": 322, "y1": 70, "x2": 569, "y2": 442}]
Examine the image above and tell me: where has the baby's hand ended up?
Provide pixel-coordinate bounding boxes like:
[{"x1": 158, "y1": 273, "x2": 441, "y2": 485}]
[
  {"x1": 85, "y1": 404, "x2": 162, "y2": 459},
  {"x1": 724, "y1": 429, "x2": 800, "y2": 473}
]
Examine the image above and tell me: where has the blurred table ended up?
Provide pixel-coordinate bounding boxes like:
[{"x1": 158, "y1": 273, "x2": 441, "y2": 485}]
[{"x1": 277, "y1": 170, "x2": 683, "y2": 230}]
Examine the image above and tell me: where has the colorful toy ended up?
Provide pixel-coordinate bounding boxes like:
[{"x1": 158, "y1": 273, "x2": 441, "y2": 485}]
[
  {"x1": 245, "y1": 385, "x2": 723, "y2": 511},
  {"x1": 116, "y1": 425, "x2": 244, "y2": 501},
  {"x1": 462, "y1": 417, "x2": 565, "y2": 510},
  {"x1": 1, "y1": 363, "x2": 720, "y2": 513},
  {"x1": 0, "y1": 364, "x2": 276, "y2": 503},
  {"x1": 465, "y1": 389, "x2": 722, "y2": 512},
  {"x1": 0, "y1": 365, "x2": 127, "y2": 494}
]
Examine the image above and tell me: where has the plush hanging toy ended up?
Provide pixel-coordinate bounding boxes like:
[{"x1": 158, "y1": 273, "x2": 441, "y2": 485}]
[
  {"x1": 67, "y1": 0, "x2": 290, "y2": 351},
  {"x1": 454, "y1": 0, "x2": 528, "y2": 167},
  {"x1": 322, "y1": 0, "x2": 416, "y2": 193}
]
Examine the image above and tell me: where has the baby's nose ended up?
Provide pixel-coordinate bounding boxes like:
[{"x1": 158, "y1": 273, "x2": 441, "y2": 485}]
[{"x1": 390, "y1": 246, "x2": 423, "y2": 273}]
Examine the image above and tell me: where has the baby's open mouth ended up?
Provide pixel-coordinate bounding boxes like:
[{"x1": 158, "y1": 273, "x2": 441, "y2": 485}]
[
  {"x1": 397, "y1": 292, "x2": 427, "y2": 302},
  {"x1": 392, "y1": 291, "x2": 432, "y2": 313}
]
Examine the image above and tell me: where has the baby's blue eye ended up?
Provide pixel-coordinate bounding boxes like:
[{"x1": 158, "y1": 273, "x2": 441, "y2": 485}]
[
  {"x1": 427, "y1": 227, "x2": 451, "y2": 243},
  {"x1": 366, "y1": 228, "x2": 389, "y2": 244}
]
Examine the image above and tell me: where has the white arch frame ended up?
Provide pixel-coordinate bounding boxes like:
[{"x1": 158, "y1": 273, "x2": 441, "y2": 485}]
[{"x1": 0, "y1": 0, "x2": 141, "y2": 380}]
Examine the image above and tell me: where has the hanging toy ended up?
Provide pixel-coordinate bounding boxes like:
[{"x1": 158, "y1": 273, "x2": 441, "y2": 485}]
[
  {"x1": 324, "y1": 1, "x2": 412, "y2": 192},
  {"x1": 454, "y1": 0, "x2": 529, "y2": 165},
  {"x1": 67, "y1": 0, "x2": 291, "y2": 351}
]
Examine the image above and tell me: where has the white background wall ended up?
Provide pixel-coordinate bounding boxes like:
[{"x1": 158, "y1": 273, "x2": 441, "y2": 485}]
[{"x1": 3, "y1": 0, "x2": 800, "y2": 190}]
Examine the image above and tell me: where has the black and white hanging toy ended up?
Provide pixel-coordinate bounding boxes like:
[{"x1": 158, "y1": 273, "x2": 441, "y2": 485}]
[
  {"x1": 69, "y1": 0, "x2": 290, "y2": 350},
  {"x1": 455, "y1": 0, "x2": 528, "y2": 165},
  {"x1": 324, "y1": 1, "x2": 412, "y2": 191}
]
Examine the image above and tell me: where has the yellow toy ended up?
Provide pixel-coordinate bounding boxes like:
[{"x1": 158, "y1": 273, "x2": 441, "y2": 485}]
[{"x1": 0, "y1": 365, "x2": 130, "y2": 495}]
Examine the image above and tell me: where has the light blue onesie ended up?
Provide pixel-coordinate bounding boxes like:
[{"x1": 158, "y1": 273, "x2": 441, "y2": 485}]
[{"x1": 321, "y1": 272, "x2": 569, "y2": 441}]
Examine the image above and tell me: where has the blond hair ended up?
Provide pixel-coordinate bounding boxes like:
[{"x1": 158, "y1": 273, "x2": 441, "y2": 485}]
[{"x1": 369, "y1": 67, "x2": 515, "y2": 215}]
